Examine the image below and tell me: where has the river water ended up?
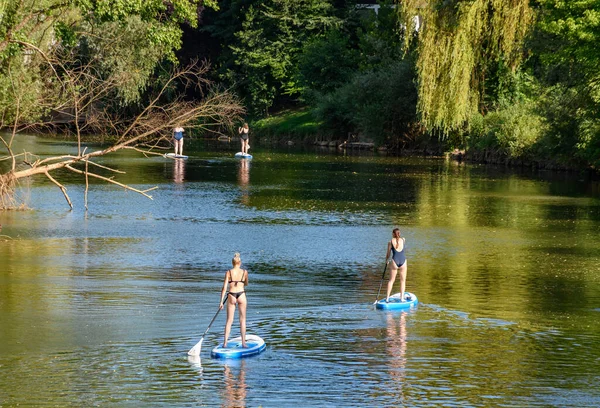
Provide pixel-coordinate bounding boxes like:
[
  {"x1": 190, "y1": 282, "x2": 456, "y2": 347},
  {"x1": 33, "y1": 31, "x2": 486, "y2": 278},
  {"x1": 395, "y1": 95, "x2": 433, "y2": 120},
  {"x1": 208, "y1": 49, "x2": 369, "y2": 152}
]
[{"x1": 1, "y1": 135, "x2": 599, "y2": 407}]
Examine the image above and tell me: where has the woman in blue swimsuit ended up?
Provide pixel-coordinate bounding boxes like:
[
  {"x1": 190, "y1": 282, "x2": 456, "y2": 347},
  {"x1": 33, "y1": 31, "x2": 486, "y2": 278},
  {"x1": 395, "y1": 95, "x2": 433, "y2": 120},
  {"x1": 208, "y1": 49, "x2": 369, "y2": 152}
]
[
  {"x1": 385, "y1": 228, "x2": 408, "y2": 302},
  {"x1": 219, "y1": 252, "x2": 249, "y2": 348},
  {"x1": 172, "y1": 126, "x2": 185, "y2": 156}
]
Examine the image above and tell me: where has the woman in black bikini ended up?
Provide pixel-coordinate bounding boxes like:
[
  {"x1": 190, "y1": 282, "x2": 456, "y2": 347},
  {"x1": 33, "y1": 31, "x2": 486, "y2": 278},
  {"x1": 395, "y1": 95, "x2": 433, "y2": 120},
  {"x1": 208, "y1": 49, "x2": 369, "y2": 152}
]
[
  {"x1": 219, "y1": 252, "x2": 249, "y2": 348},
  {"x1": 238, "y1": 123, "x2": 250, "y2": 154}
]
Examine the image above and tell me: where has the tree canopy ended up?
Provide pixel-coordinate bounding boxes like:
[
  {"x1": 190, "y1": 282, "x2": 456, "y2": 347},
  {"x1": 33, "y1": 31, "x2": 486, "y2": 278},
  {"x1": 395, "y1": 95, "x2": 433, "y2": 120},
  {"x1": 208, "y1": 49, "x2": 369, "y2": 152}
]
[{"x1": 400, "y1": 0, "x2": 535, "y2": 132}]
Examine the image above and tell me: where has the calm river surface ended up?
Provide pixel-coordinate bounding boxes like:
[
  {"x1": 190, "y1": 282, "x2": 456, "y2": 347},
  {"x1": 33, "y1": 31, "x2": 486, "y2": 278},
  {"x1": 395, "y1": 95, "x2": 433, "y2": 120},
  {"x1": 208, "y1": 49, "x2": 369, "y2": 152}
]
[{"x1": 1, "y1": 135, "x2": 600, "y2": 407}]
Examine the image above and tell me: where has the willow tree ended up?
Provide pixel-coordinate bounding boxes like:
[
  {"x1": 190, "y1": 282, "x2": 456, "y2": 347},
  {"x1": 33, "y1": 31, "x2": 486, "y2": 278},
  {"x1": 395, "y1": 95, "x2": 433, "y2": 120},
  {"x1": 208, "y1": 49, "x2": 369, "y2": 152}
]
[{"x1": 400, "y1": 0, "x2": 535, "y2": 132}]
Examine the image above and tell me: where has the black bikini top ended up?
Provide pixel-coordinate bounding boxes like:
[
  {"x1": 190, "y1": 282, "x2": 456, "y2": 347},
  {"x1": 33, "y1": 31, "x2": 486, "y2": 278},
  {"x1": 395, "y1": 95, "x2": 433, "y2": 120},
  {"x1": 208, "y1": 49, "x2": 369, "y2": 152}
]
[{"x1": 228, "y1": 269, "x2": 246, "y2": 285}]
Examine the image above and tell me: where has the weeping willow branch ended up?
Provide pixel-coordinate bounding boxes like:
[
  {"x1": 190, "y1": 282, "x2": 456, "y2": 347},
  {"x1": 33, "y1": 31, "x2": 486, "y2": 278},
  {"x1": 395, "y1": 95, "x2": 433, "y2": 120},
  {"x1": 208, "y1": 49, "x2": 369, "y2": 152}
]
[{"x1": 400, "y1": 0, "x2": 535, "y2": 133}]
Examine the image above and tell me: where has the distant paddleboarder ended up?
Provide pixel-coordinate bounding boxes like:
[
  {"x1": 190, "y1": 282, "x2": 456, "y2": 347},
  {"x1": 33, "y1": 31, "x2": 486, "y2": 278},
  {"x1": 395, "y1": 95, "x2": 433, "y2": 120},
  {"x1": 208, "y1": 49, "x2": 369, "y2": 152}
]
[
  {"x1": 385, "y1": 228, "x2": 408, "y2": 303},
  {"x1": 219, "y1": 253, "x2": 249, "y2": 348},
  {"x1": 238, "y1": 123, "x2": 250, "y2": 155},
  {"x1": 172, "y1": 125, "x2": 185, "y2": 156}
]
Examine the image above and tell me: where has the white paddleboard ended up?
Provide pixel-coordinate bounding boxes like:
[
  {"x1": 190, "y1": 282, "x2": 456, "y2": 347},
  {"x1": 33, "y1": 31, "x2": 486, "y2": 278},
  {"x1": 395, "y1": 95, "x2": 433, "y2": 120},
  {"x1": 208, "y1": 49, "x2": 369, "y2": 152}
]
[
  {"x1": 234, "y1": 152, "x2": 253, "y2": 159},
  {"x1": 165, "y1": 153, "x2": 188, "y2": 159},
  {"x1": 211, "y1": 334, "x2": 266, "y2": 359}
]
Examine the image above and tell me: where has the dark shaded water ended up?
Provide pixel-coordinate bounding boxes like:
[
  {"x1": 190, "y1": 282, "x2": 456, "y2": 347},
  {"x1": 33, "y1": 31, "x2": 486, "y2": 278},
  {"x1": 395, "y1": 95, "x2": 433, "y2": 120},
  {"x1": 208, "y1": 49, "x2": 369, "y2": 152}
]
[{"x1": 1, "y1": 135, "x2": 599, "y2": 406}]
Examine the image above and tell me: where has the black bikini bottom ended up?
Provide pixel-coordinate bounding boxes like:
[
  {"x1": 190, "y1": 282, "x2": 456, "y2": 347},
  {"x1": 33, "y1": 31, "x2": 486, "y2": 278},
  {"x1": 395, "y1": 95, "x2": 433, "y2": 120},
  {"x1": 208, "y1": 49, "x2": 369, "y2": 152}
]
[{"x1": 228, "y1": 291, "x2": 245, "y2": 299}]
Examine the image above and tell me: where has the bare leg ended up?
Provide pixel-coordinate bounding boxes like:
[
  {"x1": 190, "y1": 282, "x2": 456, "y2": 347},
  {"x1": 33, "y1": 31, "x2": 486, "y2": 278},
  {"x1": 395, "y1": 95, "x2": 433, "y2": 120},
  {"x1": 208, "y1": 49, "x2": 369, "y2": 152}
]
[
  {"x1": 398, "y1": 261, "x2": 408, "y2": 301},
  {"x1": 386, "y1": 266, "x2": 398, "y2": 302},
  {"x1": 240, "y1": 138, "x2": 244, "y2": 153},
  {"x1": 174, "y1": 139, "x2": 183, "y2": 155},
  {"x1": 237, "y1": 294, "x2": 247, "y2": 347},
  {"x1": 223, "y1": 296, "x2": 235, "y2": 347}
]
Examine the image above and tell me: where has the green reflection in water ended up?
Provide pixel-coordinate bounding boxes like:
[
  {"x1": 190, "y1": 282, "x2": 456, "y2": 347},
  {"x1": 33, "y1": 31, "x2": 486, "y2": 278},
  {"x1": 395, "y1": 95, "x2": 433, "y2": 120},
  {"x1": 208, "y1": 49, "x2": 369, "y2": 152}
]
[{"x1": 1, "y1": 135, "x2": 599, "y2": 406}]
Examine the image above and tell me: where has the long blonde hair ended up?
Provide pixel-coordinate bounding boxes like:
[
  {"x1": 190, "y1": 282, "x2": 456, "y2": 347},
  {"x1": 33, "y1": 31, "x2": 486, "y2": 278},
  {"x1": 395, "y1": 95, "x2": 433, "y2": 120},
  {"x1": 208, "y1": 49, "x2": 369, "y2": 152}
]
[{"x1": 232, "y1": 252, "x2": 241, "y2": 266}]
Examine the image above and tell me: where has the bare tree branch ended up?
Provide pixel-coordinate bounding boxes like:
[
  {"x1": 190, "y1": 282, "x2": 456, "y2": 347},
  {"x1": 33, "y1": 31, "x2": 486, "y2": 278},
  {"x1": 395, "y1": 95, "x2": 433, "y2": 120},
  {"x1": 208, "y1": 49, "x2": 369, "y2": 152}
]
[
  {"x1": 44, "y1": 170, "x2": 73, "y2": 209},
  {"x1": 1, "y1": 37, "x2": 244, "y2": 210},
  {"x1": 65, "y1": 164, "x2": 158, "y2": 200}
]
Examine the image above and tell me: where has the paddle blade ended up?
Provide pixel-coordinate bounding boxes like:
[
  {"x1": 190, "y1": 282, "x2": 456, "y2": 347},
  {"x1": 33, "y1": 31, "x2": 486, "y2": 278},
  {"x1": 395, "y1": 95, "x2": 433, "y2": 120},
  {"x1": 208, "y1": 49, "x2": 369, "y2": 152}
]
[{"x1": 188, "y1": 338, "x2": 204, "y2": 356}]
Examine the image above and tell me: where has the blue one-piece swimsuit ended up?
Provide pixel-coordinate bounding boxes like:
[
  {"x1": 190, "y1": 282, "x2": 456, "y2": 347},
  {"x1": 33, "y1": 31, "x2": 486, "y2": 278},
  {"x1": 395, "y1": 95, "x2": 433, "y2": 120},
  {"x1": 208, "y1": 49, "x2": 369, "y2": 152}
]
[
  {"x1": 391, "y1": 239, "x2": 406, "y2": 267},
  {"x1": 174, "y1": 131, "x2": 183, "y2": 141}
]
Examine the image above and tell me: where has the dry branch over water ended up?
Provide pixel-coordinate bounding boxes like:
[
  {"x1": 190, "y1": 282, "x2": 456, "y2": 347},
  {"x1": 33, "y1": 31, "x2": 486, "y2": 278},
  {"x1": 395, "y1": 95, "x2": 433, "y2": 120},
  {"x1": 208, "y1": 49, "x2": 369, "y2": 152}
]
[{"x1": 0, "y1": 42, "x2": 244, "y2": 210}]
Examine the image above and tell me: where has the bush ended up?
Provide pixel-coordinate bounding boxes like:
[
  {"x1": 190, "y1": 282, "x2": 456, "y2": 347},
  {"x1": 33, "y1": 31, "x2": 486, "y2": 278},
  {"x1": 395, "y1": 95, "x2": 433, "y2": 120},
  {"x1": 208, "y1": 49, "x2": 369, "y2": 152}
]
[
  {"x1": 314, "y1": 59, "x2": 420, "y2": 145},
  {"x1": 469, "y1": 101, "x2": 547, "y2": 158},
  {"x1": 298, "y1": 31, "x2": 360, "y2": 98}
]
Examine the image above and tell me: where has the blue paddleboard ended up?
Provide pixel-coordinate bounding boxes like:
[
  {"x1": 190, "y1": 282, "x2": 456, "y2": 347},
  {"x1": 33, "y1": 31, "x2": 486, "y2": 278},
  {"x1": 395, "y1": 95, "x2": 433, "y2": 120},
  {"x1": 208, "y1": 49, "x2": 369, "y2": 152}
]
[
  {"x1": 375, "y1": 292, "x2": 418, "y2": 310},
  {"x1": 211, "y1": 334, "x2": 266, "y2": 359},
  {"x1": 234, "y1": 152, "x2": 253, "y2": 159},
  {"x1": 165, "y1": 153, "x2": 188, "y2": 159}
]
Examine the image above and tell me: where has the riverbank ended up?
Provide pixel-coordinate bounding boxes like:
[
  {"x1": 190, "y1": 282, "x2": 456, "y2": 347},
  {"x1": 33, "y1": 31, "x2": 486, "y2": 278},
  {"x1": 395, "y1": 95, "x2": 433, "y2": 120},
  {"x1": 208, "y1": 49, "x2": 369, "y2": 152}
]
[
  {"x1": 251, "y1": 108, "x2": 446, "y2": 155},
  {"x1": 250, "y1": 108, "x2": 598, "y2": 174}
]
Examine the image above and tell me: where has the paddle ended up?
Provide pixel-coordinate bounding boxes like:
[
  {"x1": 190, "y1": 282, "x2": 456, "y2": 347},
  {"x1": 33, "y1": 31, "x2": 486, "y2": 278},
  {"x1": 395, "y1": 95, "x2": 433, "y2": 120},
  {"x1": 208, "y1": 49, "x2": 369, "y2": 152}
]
[
  {"x1": 188, "y1": 295, "x2": 228, "y2": 356},
  {"x1": 373, "y1": 261, "x2": 389, "y2": 305}
]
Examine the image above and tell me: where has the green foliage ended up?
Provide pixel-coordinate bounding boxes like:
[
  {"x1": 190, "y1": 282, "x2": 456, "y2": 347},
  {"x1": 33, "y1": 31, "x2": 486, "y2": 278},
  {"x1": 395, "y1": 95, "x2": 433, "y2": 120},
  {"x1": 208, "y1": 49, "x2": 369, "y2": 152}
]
[
  {"x1": 534, "y1": 84, "x2": 600, "y2": 167},
  {"x1": 0, "y1": 58, "x2": 47, "y2": 126},
  {"x1": 297, "y1": 30, "x2": 359, "y2": 97},
  {"x1": 484, "y1": 63, "x2": 539, "y2": 110},
  {"x1": 468, "y1": 100, "x2": 547, "y2": 158},
  {"x1": 400, "y1": 0, "x2": 535, "y2": 132},
  {"x1": 253, "y1": 108, "x2": 322, "y2": 138},
  {"x1": 83, "y1": 16, "x2": 182, "y2": 103},
  {"x1": 530, "y1": 0, "x2": 600, "y2": 168},
  {"x1": 314, "y1": 60, "x2": 419, "y2": 144},
  {"x1": 206, "y1": 0, "x2": 340, "y2": 115},
  {"x1": 577, "y1": 118, "x2": 600, "y2": 169},
  {"x1": 75, "y1": 0, "x2": 209, "y2": 27},
  {"x1": 1, "y1": 0, "x2": 219, "y2": 125},
  {"x1": 355, "y1": 2, "x2": 403, "y2": 71}
]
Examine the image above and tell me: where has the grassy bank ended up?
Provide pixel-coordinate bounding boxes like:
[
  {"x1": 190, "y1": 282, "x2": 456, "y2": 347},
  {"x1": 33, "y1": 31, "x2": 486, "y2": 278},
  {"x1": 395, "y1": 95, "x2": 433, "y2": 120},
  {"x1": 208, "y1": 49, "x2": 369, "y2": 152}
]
[{"x1": 251, "y1": 108, "x2": 324, "y2": 143}]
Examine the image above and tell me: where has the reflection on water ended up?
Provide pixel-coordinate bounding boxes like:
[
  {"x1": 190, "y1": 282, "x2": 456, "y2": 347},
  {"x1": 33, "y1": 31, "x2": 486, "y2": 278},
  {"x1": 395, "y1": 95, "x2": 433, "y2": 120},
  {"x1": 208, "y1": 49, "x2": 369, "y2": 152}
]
[
  {"x1": 237, "y1": 159, "x2": 250, "y2": 205},
  {"x1": 222, "y1": 360, "x2": 247, "y2": 408},
  {"x1": 386, "y1": 312, "x2": 407, "y2": 405},
  {"x1": 187, "y1": 355, "x2": 202, "y2": 371},
  {"x1": 174, "y1": 158, "x2": 185, "y2": 184},
  {"x1": 1, "y1": 136, "x2": 600, "y2": 407}
]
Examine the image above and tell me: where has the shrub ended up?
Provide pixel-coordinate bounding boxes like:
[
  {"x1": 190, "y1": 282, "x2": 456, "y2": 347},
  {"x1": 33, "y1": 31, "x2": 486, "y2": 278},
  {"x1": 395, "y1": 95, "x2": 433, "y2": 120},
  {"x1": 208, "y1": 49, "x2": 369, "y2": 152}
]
[
  {"x1": 314, "y1": 59, "x2": 419, "y2": 145},
  {"x1": 470, "y1": 101, "x2": 547, "y2": 158}
]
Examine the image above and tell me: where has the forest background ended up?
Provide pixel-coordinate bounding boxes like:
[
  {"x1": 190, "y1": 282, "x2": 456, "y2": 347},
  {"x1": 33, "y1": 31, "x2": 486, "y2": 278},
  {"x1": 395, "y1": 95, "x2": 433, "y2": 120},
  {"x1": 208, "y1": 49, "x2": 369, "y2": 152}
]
[{"x1": 1, "y1": 0, "x2": 600, "y2": 173}]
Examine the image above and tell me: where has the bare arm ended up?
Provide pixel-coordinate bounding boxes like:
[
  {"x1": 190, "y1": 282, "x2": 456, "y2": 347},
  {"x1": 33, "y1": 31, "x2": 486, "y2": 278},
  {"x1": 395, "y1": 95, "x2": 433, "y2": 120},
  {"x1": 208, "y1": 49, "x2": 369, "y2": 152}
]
[
  {"x1": 386, "y1": 241, "x2": 392, "y2": 263},
  {"x1": 219, "y1": 271, "x2": 229, "y2": 308},
  {"x1": 243, "y1": 270, "x2": 249, "y2": 286}
]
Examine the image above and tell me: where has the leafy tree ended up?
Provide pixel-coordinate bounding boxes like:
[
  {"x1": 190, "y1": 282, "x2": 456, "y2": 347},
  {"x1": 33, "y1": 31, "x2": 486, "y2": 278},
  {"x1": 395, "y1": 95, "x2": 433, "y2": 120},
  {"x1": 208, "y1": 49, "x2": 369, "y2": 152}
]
[
  {"x1": 315, "y1": 60, "x2": 419, "y2": 145},
  {"x1": 297, "y1": 30, "x2": 359, "y2": 97},
  {"x1": 1, "y1": 1, "x2": 246, "y2": 210},
  {"x1": 400, "y1": 0, "x2": 535, "y2": 133},
  {"x1": 204, "y1": 0, "x2": 340, "y2": 116},
  {"x1": 536, "y1": 0, "x2": 600, "y2": 102},
  {"x1": 529, "y1": 0, "x2": 600, "y2": 168},
  {"x1": 1, "y1": 0, "x2": 218, "y2": 123}
]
